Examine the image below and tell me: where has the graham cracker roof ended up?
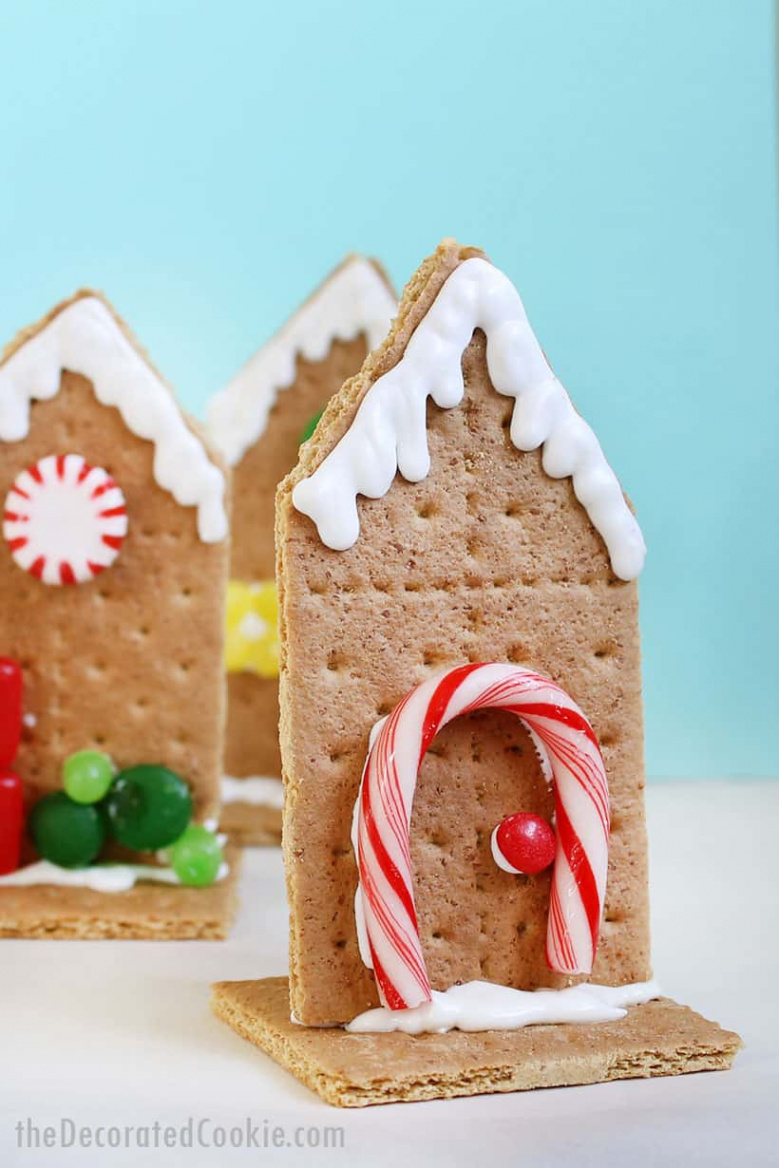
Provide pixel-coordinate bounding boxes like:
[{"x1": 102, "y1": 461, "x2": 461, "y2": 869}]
[
  {"x1": 0, "y1": 290, "x2": 228, "y2": 543},
  {"x1": 291, "y1": 241, "x2": 646, "y2": 581},
  {"x1": 207, "y1": 255, "x2": 396, "y2": 468}
]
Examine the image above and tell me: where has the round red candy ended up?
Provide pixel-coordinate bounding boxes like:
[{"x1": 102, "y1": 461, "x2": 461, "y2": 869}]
[{"x1": 492, "y1": 811, "x2": 556, "y2": 875}]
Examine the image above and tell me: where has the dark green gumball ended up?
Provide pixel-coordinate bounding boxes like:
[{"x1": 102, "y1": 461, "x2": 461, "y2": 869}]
[
  {"x1": 103, "y1": 765, "x2": 192, "y2": 851},
  {"x1": 300, "y1": 409, "x2": 324, "y2": 445},
  {"x1": 30, "y1": 791, "x2": 106, "y2": 868}
]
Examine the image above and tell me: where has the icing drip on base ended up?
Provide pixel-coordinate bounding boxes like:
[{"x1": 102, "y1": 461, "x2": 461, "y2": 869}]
[
  {"x1": 293, "y1": 257, "x2": 645, "y2": 581},
  {"x1": 0, "y1": 858, "x2": 229, "y2": 893},
  {"x1": 221, "y1": 775, "x2": 283, "y2": 809},
  {"x1": 346, "y1": 979, "x2": 661, "y2": 1034}
]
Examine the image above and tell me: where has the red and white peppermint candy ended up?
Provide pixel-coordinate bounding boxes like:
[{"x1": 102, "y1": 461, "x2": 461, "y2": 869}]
[
  {"x1": 2, "y1": 454, "x2": 128, "y2": 585},
  {"x1": 354, "y1": 662, "x2": 610, "y2": 1011}
]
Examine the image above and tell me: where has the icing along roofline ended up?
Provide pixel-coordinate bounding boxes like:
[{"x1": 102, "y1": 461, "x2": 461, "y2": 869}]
[
  {"x1": 290, "y1": 241, "x2": 646, "y2": 581},
  {"x1": 206, "y1": 255, "x2": 396, "y2": 468},
  {"x1": 0, "y1": 290, "x2": 228, "y2": 543}
]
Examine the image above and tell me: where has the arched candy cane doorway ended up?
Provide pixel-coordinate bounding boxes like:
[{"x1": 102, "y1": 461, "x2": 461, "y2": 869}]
[{"x1": 353, "y1": 662, "x2": 610, "y2": 1012}]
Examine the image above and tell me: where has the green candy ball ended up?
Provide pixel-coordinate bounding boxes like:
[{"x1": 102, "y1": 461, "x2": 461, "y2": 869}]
[
  {"x1": 103, "y1": 765, "x2": 192, "y2": 851},
  {"x1": 169, "y1": 824, "x2": 224, "y2": 887},
  {"x1": 300, "y1": 409, "x2": 324, "y2": 445},
  {"x1": 30, "y1": 792, "x2": 106, "y2": 868},
  {"x1": 63, "y1": 750, "x2": 115, "y2": 804}
]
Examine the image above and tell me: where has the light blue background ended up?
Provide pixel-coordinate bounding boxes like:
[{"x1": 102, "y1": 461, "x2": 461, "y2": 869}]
[{"x1": 0, "y1": 1, "x2": 776, "y2": 776}]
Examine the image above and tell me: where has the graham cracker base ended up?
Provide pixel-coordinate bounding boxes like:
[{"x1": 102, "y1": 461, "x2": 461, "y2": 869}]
[
  {"x1": 0, "y1": 845, "x2": 242, "y2": 940},
  {"x1": 211, "y1": 977, "x2": 742, "y2": 1108},
  {"x1": 219, "y1": 802, "x2": 282, "y2": 847}
]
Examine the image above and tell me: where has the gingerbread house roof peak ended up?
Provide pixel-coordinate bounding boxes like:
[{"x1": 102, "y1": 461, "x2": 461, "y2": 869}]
[
  {"x1": 0, "y1": 290, "x2": 228, "y2": 543},
  {"x1": 291, "y1": 243, "x2": 646, "y2": 581},
  {"x1": 207, "y1": 255, "x2": 396, "y2": 468}
]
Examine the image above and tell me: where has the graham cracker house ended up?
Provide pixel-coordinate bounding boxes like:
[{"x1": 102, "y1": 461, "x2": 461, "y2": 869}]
[
  {"x1": 0, "y1": 290, "x2": 237, "y2": 938},
  {"x1": 207, "y1": 255, "x2": 395, "y2": 844},
  {"x1": 278, "y1": 240, "x2": 651, "y2": 1023},
  {"x1": 213, "y1": 240, "x2": 739, "y2": 1105}
]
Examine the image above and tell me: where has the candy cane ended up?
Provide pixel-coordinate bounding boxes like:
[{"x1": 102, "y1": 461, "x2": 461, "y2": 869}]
[
  {"x1": 355, "y1": 662, "x2": 610, "y2": 1011},
  {"x1": 3, "y1": 454, "x2": 128, "y2": 585}
]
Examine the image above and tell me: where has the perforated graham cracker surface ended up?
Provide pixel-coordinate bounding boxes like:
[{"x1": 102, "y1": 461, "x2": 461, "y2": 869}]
[
  {"x1": 0, "y1": 845, "x2": 241, "y2": 939},
  {"x1": 212, "y1": 978, "x2": 742, "y2": 1107},
  {"x1": 0, "y1": 292, "x2": 229, "y2": 825},
  {"x1": 219, "y1": 799, "x2": 282, "y2": 847},
  {"x1": 277, "y1": 241, "x2": 650, "y2": 1026},
  {"x1": 224, "y1": 312, "x2": 388, "y2": 832}
]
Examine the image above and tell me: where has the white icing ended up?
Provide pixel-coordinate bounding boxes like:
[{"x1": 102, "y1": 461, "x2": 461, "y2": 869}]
[
  {"x1": 207, "y1": 257, "x2": 396, "y2": 467},
  {"x1": 527, "y1": 724, "x2": 554, "y2": 784},
  {"x1": 350, "y1": 715, "x2": 386, "y2": 971},
  {"x1": 221, "y1": 774, "x2": 283, "y2": 809},
  {"x1": 490, "y1": 824, "x2": 526, "y2": 875},
  {"x1": 293, "y1": 257, "x2": 645, "y2": 581},
  {"x1": 0, "y1": 858, "x2": 228, "y2": 893},
  {"x1": 0, "y1": 297, "x2": 228, "y2": 543},
  {"x1": 290, "y1": 1010, "x2": 337, "y2": 1029},
  {"x1": 346, "y1": 978, "x2": 661, "y2": 1034},
  {"x1": 22, "y1": 713, "x2": 36, "y2": 728},
  {"x1": 237, "y1": 611, "x2": 269, "y2": 641}
]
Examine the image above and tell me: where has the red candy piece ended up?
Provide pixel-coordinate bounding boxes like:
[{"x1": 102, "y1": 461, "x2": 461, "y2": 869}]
[
  {"x1": 493, "y1": 811, "x2": 556, "y2": 875},
  {"x1": 0, "y1": 658, "x2": 23, "y2": 767},
  {"x1": 0, "y1": 769, "x2": 24, "y2": 874}
]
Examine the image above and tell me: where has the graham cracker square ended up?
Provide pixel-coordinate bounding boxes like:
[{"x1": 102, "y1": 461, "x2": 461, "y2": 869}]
[
  {"x1": 211, "y1": 976, "x2": 742, "y2": 1108},
  {"x1": 0, "y1": 844, "x2": 242, "y2": 940},
  {"x1": 219, "y1": 802, "x2": 282, "y2": 847}
]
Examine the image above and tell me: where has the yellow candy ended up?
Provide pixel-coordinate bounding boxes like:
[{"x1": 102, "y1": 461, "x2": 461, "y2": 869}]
[{"x1": 225, "y1": 580, "x2": 280, "y2": 678}]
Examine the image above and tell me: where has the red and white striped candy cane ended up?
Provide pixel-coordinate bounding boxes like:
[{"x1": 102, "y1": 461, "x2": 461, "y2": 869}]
[{"x1": 355, "y1": 662, "x2": 610, "y2": 1011}]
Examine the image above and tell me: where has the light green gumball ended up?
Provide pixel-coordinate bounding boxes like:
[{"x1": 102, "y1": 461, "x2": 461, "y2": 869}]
[
  {"x1": 62, "y1": 750, "x2": 115, "y2": 805},
  {"x1": 169, "y1": 824, "x2": 224, "y2": 887}
]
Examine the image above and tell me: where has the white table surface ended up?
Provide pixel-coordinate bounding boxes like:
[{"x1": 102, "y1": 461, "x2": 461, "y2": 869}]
[{"x1": 1, "y1": 780, "x2": 777, "y2": 1167}]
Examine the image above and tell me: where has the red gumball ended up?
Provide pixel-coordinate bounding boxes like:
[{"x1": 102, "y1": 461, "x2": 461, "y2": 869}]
[
  {"x1": 0, "y1": 658, "x2": 23, "y2": 767},
  {"x1": 492, "y1": 811, "x2": 556, "y2": 876},
  {"x1": 0, "y1": 769, "x2": 24, "y2": 874}
]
